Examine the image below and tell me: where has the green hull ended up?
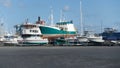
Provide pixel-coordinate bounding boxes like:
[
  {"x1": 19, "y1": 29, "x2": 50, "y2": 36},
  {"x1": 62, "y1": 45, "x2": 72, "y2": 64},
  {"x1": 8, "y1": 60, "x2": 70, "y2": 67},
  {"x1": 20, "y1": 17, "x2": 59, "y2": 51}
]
[{"x1": 39, "y1": 26, "x2": 76, "y2": 35}]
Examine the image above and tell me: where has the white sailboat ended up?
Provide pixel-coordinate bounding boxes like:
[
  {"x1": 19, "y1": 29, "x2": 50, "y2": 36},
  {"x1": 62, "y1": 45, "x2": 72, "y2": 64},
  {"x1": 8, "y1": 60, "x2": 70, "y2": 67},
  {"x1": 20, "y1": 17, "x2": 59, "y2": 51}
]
[
  {"x1": 77, "y1": 1, "x2": 104, "y2": 43},
  {"x1": 0, "y1": 19, "x2": 5, "y2": 42},
  {"x1": 0, "y1": 23, "x2": 4, "y2": 46},
  {"x1": 77, "y1": 1, "x2": 89, "y2": 43},
  {"x1": 0, "y1": 25, "x2": 4, "y2": 42},
  {"x1": 87, "y1": 33, "x2": 104, "y2": 43},
  {"x1": 3, "y1": 33, "x2": 18, "y2": 45},
  {"x1": 0, "y1": 19, "x2": 18, "y2": 45},
  {"x1": 86, "y1": 22, "x2": 104, "y2": 43}
]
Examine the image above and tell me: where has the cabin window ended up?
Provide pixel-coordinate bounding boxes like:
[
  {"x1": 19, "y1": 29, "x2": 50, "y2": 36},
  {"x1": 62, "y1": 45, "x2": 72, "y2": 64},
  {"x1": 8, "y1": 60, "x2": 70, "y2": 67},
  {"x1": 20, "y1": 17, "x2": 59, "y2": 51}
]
[
  {"x1": 22, "y1": 34, "x2": 31, "y2": 38},
  {"x1": 30, "y1": 30, "x2": 31, "y2": 32},
  {"x1": 30, "y1": 30, "x2": 38, "y2": 33}
]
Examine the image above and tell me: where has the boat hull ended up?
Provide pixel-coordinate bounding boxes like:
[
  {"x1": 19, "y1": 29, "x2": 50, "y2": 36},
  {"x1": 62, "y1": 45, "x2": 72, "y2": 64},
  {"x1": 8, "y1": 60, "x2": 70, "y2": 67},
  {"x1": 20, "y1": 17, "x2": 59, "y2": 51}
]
[
  {"x1": 88, "y1": 36, "x2": 104, "y2": 43},
  {"x1": 77, "y1": 36, "x2": 89, "y2": 42},
  {"x1": 22, "y1": 39, "x2": 48, "y2": 44},
  {"x1": 39, "y1": 26, "x2": 76, "y2": 34}
]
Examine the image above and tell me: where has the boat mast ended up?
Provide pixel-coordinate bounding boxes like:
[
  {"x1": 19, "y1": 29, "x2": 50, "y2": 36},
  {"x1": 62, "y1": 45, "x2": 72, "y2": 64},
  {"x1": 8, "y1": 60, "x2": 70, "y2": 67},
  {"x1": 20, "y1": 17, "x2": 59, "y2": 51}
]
[
  {"x1": 50, "y1": 6, "x2": 54, "y2": 26},
  {"x1": 100, "y1": 20, "x2": 103, "y2": 33},
  {"x1": 80, "y1": 0, "x2": 83, "y2": 36},
  {"x1": 0, "y1": 18, "x2": 4, "y2": 36},
  {"x1": 60, "y1": 9, "x2": 63, "y2": 22}
]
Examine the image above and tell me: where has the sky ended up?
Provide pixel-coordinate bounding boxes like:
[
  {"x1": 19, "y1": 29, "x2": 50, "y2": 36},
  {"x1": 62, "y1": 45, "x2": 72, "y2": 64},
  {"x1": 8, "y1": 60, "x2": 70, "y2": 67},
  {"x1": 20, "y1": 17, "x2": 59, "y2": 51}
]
[{"x1": 0, "y1": 0, "x2": 120, "y2": 33}]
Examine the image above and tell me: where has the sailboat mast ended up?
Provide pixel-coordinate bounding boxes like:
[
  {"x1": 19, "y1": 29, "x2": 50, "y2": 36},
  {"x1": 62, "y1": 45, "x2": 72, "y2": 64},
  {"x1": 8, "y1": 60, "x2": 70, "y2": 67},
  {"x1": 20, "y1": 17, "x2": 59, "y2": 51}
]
[
  {"x1": 60, "y1": 9, "x2": 63, "y2": 22},
  {"x1": 50, "y1": 6, "x2": 54, "y2": 26},
  {"x1": 80, "y1": 0, "x2": 83, "y2": 36}
]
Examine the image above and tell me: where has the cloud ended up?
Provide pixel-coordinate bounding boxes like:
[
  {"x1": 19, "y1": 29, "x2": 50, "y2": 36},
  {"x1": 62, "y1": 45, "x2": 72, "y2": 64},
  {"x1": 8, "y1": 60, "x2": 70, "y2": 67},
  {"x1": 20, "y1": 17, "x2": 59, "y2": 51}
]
[
  {"x1": 0, "y1": 0, "x2": 12, "y2": 8},
  {"x1": 19, "y1": 2, "x2": 26, "y2": 9},
  {"x1": 63, "y1": 5, "x2": 70, "y2": 11},
  {"x1": 4, "y1": 0, "x2": 11, "y2": 7}
]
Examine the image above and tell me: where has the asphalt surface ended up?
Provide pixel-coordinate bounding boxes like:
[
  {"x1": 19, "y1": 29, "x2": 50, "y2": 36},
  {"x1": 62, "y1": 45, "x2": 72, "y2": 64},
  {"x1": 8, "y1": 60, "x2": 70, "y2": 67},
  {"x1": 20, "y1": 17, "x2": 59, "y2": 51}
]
[{"x1": 0, "y1": 46, "x2": 120, "y2": 68}]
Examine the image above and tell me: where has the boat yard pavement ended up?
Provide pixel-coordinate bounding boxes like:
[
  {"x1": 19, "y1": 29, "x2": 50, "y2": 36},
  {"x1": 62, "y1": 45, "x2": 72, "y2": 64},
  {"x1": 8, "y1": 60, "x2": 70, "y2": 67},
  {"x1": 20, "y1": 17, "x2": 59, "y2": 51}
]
[{"x1": 0, "y1": 46, "x2": 120, "y2": 68}]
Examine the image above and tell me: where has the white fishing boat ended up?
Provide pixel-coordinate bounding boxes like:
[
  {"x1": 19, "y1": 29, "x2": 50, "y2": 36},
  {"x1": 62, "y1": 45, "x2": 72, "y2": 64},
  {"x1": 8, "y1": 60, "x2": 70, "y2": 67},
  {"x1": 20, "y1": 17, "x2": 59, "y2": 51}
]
[{"x1": 16, "y1": 21, "x2": 48, "y2": 45}]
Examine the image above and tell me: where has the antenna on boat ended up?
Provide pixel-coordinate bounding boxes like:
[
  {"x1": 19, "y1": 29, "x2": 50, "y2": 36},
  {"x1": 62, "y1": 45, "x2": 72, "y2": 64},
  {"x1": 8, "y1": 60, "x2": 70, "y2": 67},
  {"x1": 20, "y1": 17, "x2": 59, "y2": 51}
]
[
  {"x1": 25, "y1": 18, "x2": 29, "y2": 24},
  {"x1": 80, "y1": 0, "x2": 83, "y2": 36},
  {"x1": 50, "y1": 6, "x2": 54, "y2": 26},
  {"x1": 100, "y1": 20, "x2": 103, "y2": 33},
  {"x1": 38, "y1": 16, "x2": 40, "y2": 21},
  {"x1": 0, "y1": 18, "x2": 4, "y2": 26},
  {"x1": 60, "y1": 9, "x2": 63, "y2": 22},
  {"x1": 60, "y1": 6, "x2": 69, "y2": 22}
]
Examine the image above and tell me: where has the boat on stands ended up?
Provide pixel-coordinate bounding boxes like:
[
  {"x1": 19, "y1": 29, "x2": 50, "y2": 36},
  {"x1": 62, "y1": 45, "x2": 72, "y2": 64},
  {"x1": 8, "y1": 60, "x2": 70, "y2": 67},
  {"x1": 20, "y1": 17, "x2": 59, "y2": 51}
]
[
  {"x1": 0, "y1": 36, "x2": 4, "y2": 42},
  {"x1": 39, "y1": 21, "x2": 77, "y2": 38},
  {"x1": 0, "y1": 21, "x2": 18, "y2": 45},
  {"x1": 16, "y1": 21, "x2": 48, "y2": 45},
  {"x1": 0, "y1": 23, "x2": 4, "y2": 45},
  {"x1": 36, "y1": 17, "x2": 77, "y2": 38},
  {"x1": 77, "y1": 35, "x2": 89, "y2": 43},
  {"x1": 0, "y1": 36, "x2": 4, "y2": 46},
  {"x1": 87, "y1": 34, "x2": 104, "y2": 43},
  {"x1": 77, "y1": 1, "x2": 89, "y2": 43},
  {"x1": 3, "y1": 33, "x2": 18, "y2": 45},
  {"x1": 102, "y1": 28, "x2": 120, "y2": 45}
]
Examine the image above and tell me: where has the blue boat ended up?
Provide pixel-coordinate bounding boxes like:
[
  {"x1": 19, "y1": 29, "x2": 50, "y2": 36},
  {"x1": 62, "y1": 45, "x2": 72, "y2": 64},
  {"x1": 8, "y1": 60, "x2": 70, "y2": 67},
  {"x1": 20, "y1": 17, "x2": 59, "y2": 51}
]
[{"x1": 102, "y1": 28, "x2": 120, "y2": 40}]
